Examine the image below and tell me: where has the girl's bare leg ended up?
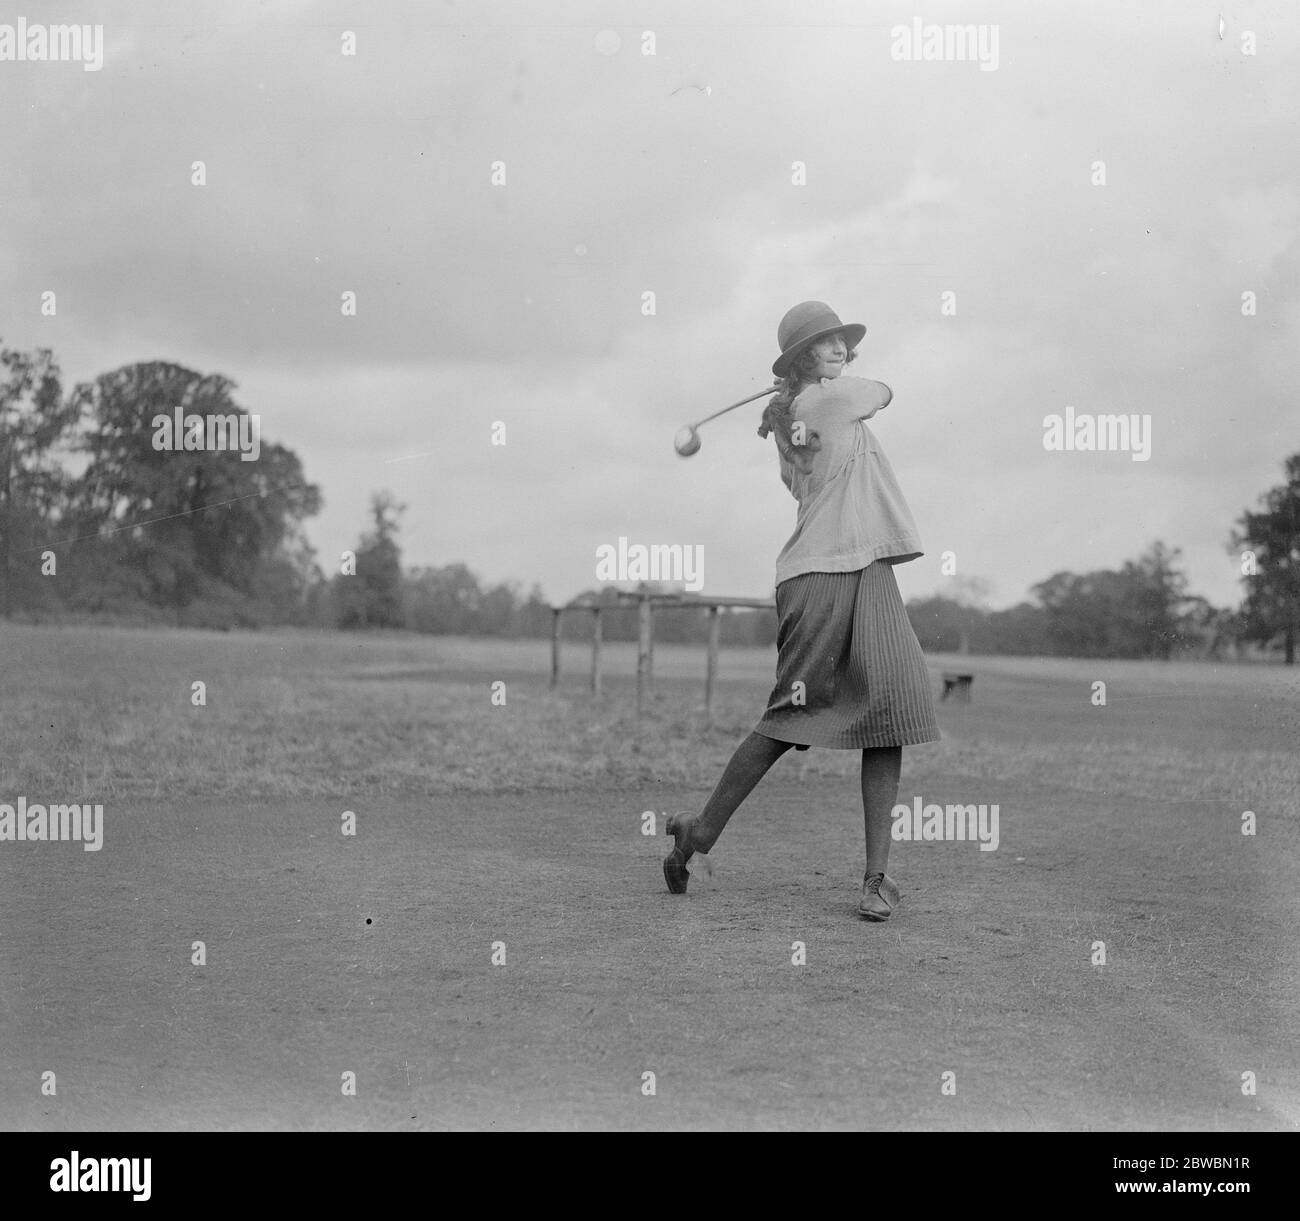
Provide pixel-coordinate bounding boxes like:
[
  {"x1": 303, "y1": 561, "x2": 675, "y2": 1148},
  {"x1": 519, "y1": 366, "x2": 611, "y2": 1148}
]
[
  {"x1": 664, "y1": 732, "x2": 794, "y2": 892},
  {"x1": 861, "y1": 745, "x2": 902, "y2": 877},
  {"x1": 687, "y1": 731, "x2": 795, "y2": 853},
  {"x1": 670, "y1": 730, "x2": 794, "y2": 860}
]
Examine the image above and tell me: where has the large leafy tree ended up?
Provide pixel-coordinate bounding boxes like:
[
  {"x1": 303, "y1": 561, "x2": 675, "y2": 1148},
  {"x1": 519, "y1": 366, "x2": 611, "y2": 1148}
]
[
  {"x1": 66, "y1": 361, "x2": 321, "y2": 613},
  {"x1": 1032, "y1": 541, "x2": 1195, "y2": 659},
  {"x1": 405, "y1": 562, "x2": 481, "y2": 635},
  {"x1": 336, "y1": 491, "x2": 406, "y2": 628},
  {"x1": 905, "y1": 594, "x2": 969, "y2": 653},
  {"x1": 0, "y1": 343, "x2": 77, "y2": 618},
  {"x1": 1120, "y1": 540, "x2": 1191, "y2": 661},
  {"x1": 1230, "y1": 453, "x2": 1300, "y2": 664}
]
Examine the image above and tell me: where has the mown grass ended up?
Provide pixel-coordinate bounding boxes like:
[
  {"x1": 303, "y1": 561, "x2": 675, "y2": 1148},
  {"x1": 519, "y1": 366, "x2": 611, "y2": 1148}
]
[
  {"x1": 3, "y1": 622, "x2": 1298, "y2": 1131},
  {"x1": 1, "y1": 623, "x2": 1297, "y2": 820}
]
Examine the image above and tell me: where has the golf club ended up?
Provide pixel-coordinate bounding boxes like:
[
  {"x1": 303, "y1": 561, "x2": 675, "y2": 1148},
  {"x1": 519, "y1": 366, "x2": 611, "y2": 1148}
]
[{"x1": 674, "y1": 384, "x2": 781, "y2": 457}]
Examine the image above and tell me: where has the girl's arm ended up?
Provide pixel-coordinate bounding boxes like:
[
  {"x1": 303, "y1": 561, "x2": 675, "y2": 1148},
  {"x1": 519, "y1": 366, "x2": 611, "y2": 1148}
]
[{"x1": 855, "y1": 379, "x2": 893, "y2": 419}]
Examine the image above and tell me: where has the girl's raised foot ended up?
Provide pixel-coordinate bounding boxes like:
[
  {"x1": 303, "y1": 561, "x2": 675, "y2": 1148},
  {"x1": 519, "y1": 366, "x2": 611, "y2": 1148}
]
[{"x1": 663, "y1": 813, "x2": 697, "y2": 894}]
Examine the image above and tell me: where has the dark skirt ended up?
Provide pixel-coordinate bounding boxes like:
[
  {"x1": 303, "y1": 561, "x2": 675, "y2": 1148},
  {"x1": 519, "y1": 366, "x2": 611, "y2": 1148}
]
[{"x1": 754, "y1": 562, "x2": 941, "y2": 750}]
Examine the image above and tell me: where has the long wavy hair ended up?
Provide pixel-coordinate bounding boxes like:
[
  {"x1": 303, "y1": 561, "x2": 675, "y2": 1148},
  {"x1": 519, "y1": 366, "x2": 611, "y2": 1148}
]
[{"x1": 757, "y1": 335, "x2": 858, "y2": 464}]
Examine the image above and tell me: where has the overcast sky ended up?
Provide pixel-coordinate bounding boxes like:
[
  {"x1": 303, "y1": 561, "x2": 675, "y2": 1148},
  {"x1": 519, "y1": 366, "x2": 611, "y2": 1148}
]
[{"x1": 3, "y1": 0, "x2": 1297, "y2": 610}]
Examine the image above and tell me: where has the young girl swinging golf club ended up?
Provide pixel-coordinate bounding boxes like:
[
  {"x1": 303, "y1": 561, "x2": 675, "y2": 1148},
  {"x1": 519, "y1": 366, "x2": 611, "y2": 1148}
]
[{"x1": 664, "y1": 301, "x2": 941, "y2": 920}]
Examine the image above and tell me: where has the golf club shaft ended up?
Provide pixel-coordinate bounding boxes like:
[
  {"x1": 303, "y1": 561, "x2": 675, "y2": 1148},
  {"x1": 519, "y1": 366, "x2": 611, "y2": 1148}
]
[{"x1": 690, "y1": 384, "x2": 781, "y2": 430}]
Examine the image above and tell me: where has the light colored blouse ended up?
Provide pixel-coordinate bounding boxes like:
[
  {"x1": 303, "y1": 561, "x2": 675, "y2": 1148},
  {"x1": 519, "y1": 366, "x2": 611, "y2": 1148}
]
[{"x1": 769, "y1": 375, "x2": 924, "y2": 586}]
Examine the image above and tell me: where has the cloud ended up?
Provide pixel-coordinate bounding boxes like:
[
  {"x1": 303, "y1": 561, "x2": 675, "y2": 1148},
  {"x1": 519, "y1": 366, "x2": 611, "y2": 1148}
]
[{"x1": 1, "y1": 0, "x2": 1297, "y2": 613}]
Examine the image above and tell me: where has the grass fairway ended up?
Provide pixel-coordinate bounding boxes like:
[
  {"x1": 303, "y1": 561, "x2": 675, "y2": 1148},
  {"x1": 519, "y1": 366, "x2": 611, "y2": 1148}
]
[{"x1": 1, "y1": 623, "x2": 1298, "y2": 1129}]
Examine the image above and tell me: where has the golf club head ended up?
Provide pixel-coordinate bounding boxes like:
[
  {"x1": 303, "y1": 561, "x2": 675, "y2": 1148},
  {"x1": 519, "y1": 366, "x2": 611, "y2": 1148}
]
[{"x1": 674, "y1": 426, "x2": 701, "y2": 457}]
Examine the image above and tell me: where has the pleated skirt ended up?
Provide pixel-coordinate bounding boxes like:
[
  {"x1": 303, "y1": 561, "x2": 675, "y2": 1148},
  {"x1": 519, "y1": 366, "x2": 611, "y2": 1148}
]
[{"x1": 754, "y1": 562, "x2": 942, "y2": 750}]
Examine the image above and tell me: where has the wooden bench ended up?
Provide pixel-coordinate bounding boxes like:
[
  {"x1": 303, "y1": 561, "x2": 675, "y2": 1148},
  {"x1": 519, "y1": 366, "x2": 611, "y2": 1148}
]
[{"x1": 941, "y1": 672, "x2": 974, "y2": 703}]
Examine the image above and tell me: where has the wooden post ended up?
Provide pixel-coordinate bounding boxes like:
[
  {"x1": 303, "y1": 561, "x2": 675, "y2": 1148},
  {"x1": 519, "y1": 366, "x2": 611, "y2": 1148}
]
[
  {"x1": 590, "y1": 606, "x2": 602, "y2": 695},
  {"x1": 636, "y1": 596, "x2": 652, "y2": 714},
  {"x1": 646, "y1": 602, "x2": 655, "y2": 695},
  {"x1": 704, "y1": 605, "x2": 721, "y2": 726},
  {"x1": 550, "y1": 608, "x2": 561, "y2": 689}
]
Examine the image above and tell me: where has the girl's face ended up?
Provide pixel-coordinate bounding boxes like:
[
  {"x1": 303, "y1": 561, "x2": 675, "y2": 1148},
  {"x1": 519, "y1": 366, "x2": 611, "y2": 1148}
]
[{"x1": 803, "y1": 333, "x2": 848, "y2": 382}]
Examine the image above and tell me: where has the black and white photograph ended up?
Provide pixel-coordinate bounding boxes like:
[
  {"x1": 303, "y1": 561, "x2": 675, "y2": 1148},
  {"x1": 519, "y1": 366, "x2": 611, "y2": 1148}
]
[{"x1": 1, "y1": 0, "x2": 1297, "y2": 1183}]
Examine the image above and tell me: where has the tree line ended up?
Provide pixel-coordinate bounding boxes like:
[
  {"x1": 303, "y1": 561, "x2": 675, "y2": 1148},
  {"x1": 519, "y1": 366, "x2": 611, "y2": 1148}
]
[{"x1": 3, "y1": 343, "x2": 1298, "y2": 661}]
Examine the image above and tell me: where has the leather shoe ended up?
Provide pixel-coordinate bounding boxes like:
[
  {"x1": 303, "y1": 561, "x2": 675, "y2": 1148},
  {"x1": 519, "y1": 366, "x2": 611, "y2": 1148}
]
[
  {"x1": 858, "y1": 872, "x2": 900, "y2": 921},
  {"x1": 663, "y1": 813, "x2": 696, "y2": 894}
]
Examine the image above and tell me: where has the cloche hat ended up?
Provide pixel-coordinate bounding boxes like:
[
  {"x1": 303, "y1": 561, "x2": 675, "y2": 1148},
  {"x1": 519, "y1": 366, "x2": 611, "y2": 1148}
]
[{"x1": 772, "y1": 301, "x2": 866, "y2": 378}]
